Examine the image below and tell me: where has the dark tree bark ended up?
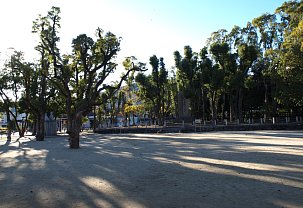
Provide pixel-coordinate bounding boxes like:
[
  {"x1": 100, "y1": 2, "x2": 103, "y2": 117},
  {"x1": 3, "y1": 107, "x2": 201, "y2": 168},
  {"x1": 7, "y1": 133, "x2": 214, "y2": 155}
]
[
  {"x1": 238, "y1": 88, "x2": 244, "y2": 122},
  {"x1": 33, "y1": 7, "x2": 145, "y2": 149},
  {"x1": 32, "y1": 117, "x2": 37, "y2": 136},
  {"x1": 6, "y1": 107, "x2": 11, "y2": 141},
  {"x1": 67, "y1": 114, "x2": 82, "y2": 149},
  {"x1": 36, "y1": 113, "x2": 45, "y2": 141}
]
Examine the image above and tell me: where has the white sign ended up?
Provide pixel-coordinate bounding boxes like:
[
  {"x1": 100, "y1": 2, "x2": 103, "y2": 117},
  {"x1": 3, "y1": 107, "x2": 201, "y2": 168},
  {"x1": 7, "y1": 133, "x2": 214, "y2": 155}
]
[{"x1": 195, "y1": 119, "x2": 201, "y2": 124}]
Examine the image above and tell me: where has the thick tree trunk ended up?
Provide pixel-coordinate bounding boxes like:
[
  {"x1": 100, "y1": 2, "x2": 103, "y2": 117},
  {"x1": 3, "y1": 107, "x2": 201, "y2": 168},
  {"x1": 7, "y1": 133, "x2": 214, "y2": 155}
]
[
  {"x1": 132, "y1": 113, "x2": 135, "y2": 126},
  {"x1": 6, "y1": 108, "x2": 11, "y2": 140},
  {"x1": 202, "y1": 88, "x2": 205, "y2": 121},
  {"x1": 67, "y1": 115, "x2": 82, "y2": 149},
  {"x1": 264, "y1": 78, "x2": 270, "y2": 118},
  {"x1": 19, "y1": 130, "x2": 25, "y2": 138},
  {"x1": 32, "y1": 118, "x2": 37, "y2": 136},
  {"x1": 229, "y1": 103, "x2": 233, "y2": 122},
  {"x1": 238, "y1": 88, "x2": 244, "y2": 123},
  {"x1": 36, "y1": 113, "x2": 45, "y2": 141},
  {"x1": 271, "y1": 79, "x2": 277, "y2": 116},
  {"x1": 12, "y1": 116, "x2": 24, "y2": 138},
  {"x1": 210, "y1": 92, "x2": 217, "y2": 121}
]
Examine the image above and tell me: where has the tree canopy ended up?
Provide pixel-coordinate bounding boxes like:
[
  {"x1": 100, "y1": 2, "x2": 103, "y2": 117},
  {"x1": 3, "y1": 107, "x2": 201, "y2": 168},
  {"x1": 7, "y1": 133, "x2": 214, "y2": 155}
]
[{"x1": 0, "y1": 1, "x2": 303, "y2": 148}]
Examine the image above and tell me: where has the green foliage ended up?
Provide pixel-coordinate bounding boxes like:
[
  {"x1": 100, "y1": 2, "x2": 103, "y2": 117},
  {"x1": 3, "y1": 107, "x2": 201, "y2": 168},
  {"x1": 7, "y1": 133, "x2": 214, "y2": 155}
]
[
  {"x1": 135, "y1": 55, "x2": 169, "y2": 124},
  {"x1": 0, "y1": 1, "x2": 303, "y2": 142},
  {"x1": 174, "y1": 46, "x2": 204, "y2": 118},
  {"x1": 277, "y1": 3, "x2": 303, "y2": 108},
  {"x1": 0, "y1": 51, "x2": 31, "y2": 137},
  {"x1": 82, "y1": 116, "x2": 89, "y2": 124},
  {"x1": 32, "y1": 6, "x2": 145, "y2": 147}
]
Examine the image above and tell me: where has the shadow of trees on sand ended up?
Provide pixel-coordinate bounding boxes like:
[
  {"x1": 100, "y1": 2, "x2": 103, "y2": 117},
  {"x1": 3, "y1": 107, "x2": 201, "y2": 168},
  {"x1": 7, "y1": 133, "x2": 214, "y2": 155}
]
[{"x1": 0, "y1": 130, "x2": 303, "y2": 207}]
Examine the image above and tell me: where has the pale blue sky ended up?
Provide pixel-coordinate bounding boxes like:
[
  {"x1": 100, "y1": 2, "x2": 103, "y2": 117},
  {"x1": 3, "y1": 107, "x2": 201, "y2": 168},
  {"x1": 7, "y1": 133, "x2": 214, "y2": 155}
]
[{"x1": 0, "y1": 0, "x2": 286, "y2": 69}]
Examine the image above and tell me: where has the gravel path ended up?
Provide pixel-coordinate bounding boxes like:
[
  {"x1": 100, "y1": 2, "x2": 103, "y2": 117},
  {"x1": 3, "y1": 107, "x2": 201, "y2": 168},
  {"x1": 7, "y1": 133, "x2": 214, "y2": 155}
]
[{"x1": 1, "y1": 131, "x2": 303, "y2": 208}]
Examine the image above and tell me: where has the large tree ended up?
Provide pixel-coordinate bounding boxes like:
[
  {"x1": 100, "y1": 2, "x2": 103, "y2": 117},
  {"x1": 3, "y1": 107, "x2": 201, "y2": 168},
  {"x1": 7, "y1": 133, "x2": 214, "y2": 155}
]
[
  {"x1": 0, "y1": 51, "x2": 30, "y2": 138},
  {"x1": 252, "y1": 13, "x2": 282, "y2": 117},
  {"x1": 207, "y1": 26, "x2": 258, "y2": 122},
  {"x1": 208, "y1": 38, "x2": 236, "y2": 121},
  {"x1": 174, "y1": 46, "x2": 201, "y2": 119},
  {"x1": 34, "y1": 7, "x2": 142, "y2": 148},
  {"x1": 21, "y1": 46, "x2": 55, "y2": 141},
  {"x1": 135, "y1": 55, "x2": 168, "y2": 125},
  {"x1": 276, "y1": 1, "x2": 303, "y2": 113}
]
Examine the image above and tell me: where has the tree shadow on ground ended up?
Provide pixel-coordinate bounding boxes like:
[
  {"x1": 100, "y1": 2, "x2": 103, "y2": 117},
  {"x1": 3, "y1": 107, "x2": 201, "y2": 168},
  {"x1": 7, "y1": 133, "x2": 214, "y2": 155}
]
[
  {"x1": 0, "y1": 131, "x2": 303, "y2": 208},
  {"x1": 228, "y1": 130, "x2": 303, "y2": 139},
  {"x1": 0, "y1": 133, "x2": 36, "y2": 155}
]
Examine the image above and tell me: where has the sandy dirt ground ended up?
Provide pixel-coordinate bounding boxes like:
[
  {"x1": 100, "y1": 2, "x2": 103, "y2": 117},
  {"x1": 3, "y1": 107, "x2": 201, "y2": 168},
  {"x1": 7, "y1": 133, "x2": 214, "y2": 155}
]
[{"x1": 0, "y1": 130, "x2": 303, "y2": 208}]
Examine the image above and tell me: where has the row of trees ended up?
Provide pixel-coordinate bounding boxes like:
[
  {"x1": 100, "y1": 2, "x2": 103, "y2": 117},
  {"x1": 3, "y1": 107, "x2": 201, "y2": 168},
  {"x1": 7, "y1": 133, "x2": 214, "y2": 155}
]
[
  {"x1": 0, "y1": 7, "x2": 145, "y2": 148},
  {"x1": 0, "y1": 1, "x2": 303, "y2": 148},
  {"x1": 135, "y1": 0, "x2": 303, "y2": 123}
]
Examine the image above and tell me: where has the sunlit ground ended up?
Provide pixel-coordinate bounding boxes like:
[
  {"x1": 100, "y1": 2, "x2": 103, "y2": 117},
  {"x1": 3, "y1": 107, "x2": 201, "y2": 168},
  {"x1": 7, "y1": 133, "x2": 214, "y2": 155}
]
[{"x1": 0, "y1": 130, "x2": 303, "y2": 208}]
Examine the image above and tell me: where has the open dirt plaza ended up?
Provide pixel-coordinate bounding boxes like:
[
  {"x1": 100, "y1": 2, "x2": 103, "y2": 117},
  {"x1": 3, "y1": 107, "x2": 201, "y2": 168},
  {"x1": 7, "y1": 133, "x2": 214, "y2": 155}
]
[{"x1": 0, "y1": 130, "x2": 303, "y2": 208}]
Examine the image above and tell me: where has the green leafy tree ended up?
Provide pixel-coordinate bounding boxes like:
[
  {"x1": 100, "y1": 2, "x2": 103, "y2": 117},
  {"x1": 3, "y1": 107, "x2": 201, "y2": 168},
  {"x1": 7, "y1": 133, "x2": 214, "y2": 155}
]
[
  {"x1": 34, "y1": 7, "x2": 142, "y2": 148},
  {"x1": 252, "y1": 13, "x2": 282, "y2": 116},
  {"x1": 207, "y1": 26, "x2": 259, "y2": 122},
  {"x1": 276, "y1": 1, "x2": 303, "y2": 112},
  {"x1": 0, "y1": 51, "x2": 29, "y2": 138},
  {"x1": 165, "y1": 71, "x2": 178, "y2": 119},
  {"x1": 235, "y1": 44, "x2": 258, "y2": 120},
  {"x1": 135, "y1": 55, "x2": 168, "y2": 125},
  {"x1": 203, "y1": 64, "x2": 224, "y2": 121},
  {"x1": 208, "y1": 40, "x2": 236, "y2": 121},
  {"x1": 0, "y1": 90, "x2": 12, "y2": 140},
  {"x1": 174, "y1": 46, "x2": 201, "y2": 119},
  {"x1": 21, "y1": 48, "x2": 55, "y2": 141}
]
